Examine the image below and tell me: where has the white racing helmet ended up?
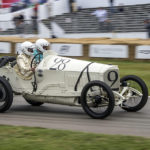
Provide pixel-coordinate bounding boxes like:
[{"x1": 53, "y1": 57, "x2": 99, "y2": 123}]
[
  {"x1": 35, "y1": 39, "x2": 49, "y2": 52},
  {"x1": 21, "y1": 41, "x2": 34, "y2": 56}
]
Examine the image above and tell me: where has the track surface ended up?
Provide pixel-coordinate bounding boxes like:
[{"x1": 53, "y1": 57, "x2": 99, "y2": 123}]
[{"x1": 0, "y1": 96, "x2": 150, "y2": 137}]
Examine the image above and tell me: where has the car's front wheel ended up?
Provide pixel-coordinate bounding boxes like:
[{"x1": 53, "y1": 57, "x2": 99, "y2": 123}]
[
  {"x1": 120, "y1": 75, "x2": 148, "y2": 112},
  {"x1": 81, "y1": 80, "x2": 115, "y2": 119},
  {"x1": 0, "y1": 77, "x2": 13, "y2": 112}
]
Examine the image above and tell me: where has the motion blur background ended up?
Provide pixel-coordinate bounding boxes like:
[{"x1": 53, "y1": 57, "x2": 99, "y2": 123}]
[
  {"x1": 0, "y1": 0, "x2": 150, "y2": 60},
  {"x1": 0, "y1": 0, "x2": 150, "y2": 38}
]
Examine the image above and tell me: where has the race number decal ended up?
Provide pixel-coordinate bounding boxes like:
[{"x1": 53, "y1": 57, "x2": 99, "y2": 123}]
[
  {"x1": 107, "y1": 71, "x2": 118, "y2": 87},
  {"x1": 50, "y1": 58, "x2": 71, "y2": 70}
]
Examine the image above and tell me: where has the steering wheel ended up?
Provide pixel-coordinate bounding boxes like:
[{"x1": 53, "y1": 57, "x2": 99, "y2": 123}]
[
  {"x1": 31, "y1": 52, "x2": 43, "y2": 69},
  {"x1": 30, "y1": 52, "x2": 42, "y2": 92}
]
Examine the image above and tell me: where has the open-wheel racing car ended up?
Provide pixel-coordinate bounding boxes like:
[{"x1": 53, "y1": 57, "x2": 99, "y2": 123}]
[{"x1": 0, "y1": 51, "x2": 148, "y2": 119}]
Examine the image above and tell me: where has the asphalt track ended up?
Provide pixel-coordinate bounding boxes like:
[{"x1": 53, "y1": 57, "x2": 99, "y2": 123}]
[{"x1": 0, "y1": 95, "x2": 150, "y2": 138}]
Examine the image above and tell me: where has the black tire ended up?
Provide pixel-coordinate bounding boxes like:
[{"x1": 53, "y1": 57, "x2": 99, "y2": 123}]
[
  {"x1": 120, "y1": 75, "x2": 148, "y2": 112},
  {"x1": 25, "y1": 99, "x2": 44, "y2": 106},
  {"x1": 81, "y1": 80, "x2": 115, "y2": 119},
  {"x1": 0, "y1": 77, "x2": 13, "y2": 112},
  {"x1": 0, "y1": 56, "x2": 16, "y2": 68}
]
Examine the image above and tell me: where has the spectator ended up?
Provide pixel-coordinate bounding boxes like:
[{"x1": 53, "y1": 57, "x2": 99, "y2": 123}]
[
  {"x1": 40, "y1": 0, "x2": 47, "y2": 4},
  {"x1": 118, "y1": 3, "x2": 124, "y2": 13},
  {"x1": 46, "y1": 0, "x2": 53, "y2": 18},
  {"x1": 31, "y1": 11, "x2": 38, "y2": 34},
  {"x1": 11, "y1": 3, "x2": 19, "y2": 12},
  {"x1": 13, "y1": 13, "x2": 25, "y2": 35},
  {"x1": 144, "y1": 19, "x2": 150, "y2": 38},
  {"x1": 0, "y1": 2, "x2": 1, "y2": 8},
  {"x1": 45, "y1": 0, "x2": 56, "y2": 38},
  {"x1": 11, "y1": 1, "x2": 27, "y2": 12},
  {"x1": 91, "y1": 8, "x2": 112, "y2": 32},
  {"x1": 13, "y1": 14, "x2": 19, "y2": 27},
  {"x1": 22, "y1": 0, "x2": 31, "y2": 6},
  {"x1": 78, "y1": 6, "x2": 82, "y2": 12},
  {"x1": 19, "y1": 1, "x2": 27, "y2": 9},
  {"x1": 18, "y1": 14, "x2": 25, "y2": 22},
  {"x1": 69, "y1": 0, "x2": 77, "y2": 13},
  {"x1": 34, "y1": 2, "x2": 39, "y2": 16},
  {"x1": 109, "y1": 0, "x2": 115, "y2": 13}
]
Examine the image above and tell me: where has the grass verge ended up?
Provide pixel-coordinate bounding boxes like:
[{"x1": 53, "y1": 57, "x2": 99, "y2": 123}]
[{"x1": 0, "y1": 125, "x2": 150, "y2": 150}]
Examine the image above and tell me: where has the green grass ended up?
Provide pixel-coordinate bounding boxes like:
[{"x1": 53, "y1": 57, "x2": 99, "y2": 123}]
[
  {"x1": 0, "y1": 125, "x2": 150, "y2": 150},
  {"x1": 94, "y1": 60, "x2": 150, "y2": 94}
]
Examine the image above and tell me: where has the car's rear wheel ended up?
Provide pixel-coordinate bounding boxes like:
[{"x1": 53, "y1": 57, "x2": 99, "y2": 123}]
[
  {"x1": 81, "y1": 80, "x2": 115, "y2": 119},
  {"x1": 0, "y1": 77, "x2": 13, "y2": 112},
  {"x1": 120, "y1": 75, "x2": 148, "y2": 112},
  {"x1": 25, "y1": 99, "x2": 44, "y2": 106}
]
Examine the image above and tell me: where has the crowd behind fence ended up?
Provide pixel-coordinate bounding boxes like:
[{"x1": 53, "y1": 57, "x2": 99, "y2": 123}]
[
  {"x1": 0, "y1": 20, "x2": 38, "y2": 35},
  {"x1": 0, "y1": 3, "x2": 150, "y2": 37}
]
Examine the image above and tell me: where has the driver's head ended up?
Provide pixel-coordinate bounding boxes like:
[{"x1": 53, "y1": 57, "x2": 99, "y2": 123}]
[
  {"x1": 21, "y1": 41, "x2": 34, "y2": 56},
  {"x1": 35, "y1": 39, "x2": 49, "y2": 53}
]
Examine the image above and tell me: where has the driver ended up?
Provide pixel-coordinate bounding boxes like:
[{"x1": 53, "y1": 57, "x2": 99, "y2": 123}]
[
  {"x1": 33, "y1": 39, "x2": 50, "y2": 64},
  {"x1": 16, "y1": 41, "x2": 34, "y2": 79}
]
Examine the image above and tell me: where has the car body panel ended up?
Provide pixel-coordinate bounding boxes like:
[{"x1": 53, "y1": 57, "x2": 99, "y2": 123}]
[{"x1": 0, "y1": 51, "x2": 120, "y2": 106}]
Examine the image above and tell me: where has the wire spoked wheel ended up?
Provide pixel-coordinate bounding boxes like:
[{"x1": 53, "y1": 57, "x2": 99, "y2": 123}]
[
  {"x1": 120, "y1": 75, "x2": 148, "y2": 112},
  {"x1": 0, "y1": 77, "x2": 13, "y2": 112},
  {"x1": 81, "y1": 80, "x2": 115, "y2": 119}
]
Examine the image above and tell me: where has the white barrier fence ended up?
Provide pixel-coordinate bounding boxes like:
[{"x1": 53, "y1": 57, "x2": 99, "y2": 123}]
[
  {"x1": 51, "y1": 43, "x2": 83, "y2": 56},
  {"x1": 1, "y1": 42, "x2": 150, "y2": 59},
  {"x1": 89, "y1": 45, "x2": 128, "y2": 58},
  {"x1": 136, "y1": 45, "x2": 150, "y2": 59}
]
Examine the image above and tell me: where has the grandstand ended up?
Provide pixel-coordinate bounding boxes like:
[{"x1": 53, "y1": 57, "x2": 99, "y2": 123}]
[
  {"x1": 0, "y1": 0, "x2": 150, "y2": 60},
  {"x1": 43, "y1": 3, "x2": 150, "y2": 34},
  {"x1": 0, "y1": 0, "x2": 150, "y2": 38}
]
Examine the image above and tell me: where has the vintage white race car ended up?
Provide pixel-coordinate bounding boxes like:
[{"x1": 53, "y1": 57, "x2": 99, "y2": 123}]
[{"x1": 0, "y1": 50, "x2": 148, "y2": 119}]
